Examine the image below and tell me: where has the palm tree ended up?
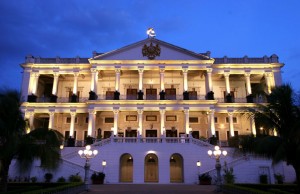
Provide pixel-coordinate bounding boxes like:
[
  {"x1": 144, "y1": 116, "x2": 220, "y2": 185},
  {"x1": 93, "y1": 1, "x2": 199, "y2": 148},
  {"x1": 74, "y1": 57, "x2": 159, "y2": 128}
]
[
  {"x1": 240, "y1": 84, "x2": 300, "y2": 192},
  {"x1": 0, "y1": 89, "x2": 63, "y2": 192}
]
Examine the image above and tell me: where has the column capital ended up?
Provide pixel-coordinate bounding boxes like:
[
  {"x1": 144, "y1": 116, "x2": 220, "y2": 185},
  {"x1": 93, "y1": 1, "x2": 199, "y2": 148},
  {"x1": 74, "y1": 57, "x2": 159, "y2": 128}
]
[
  {"x1": 244, "y1": 72, "x2": 251, "y2": 77},
  {"x1": 224, "y1": 72, "x2": 230, "y2": 77},
  {"x1": 264, "y1": 71, "x2": 273, "y2": 77},
  {"x1": 138, "y1": 68, "x2": 144, "y2": 73},
  {"x1": 88, "y1": 109, "x2": 96, "y2": 115},
  {"x1": 159, "y1": 109, "x2": 166, "y2": 114},
  {"x1": 137, "y1": 108, "x2": 144, "y2": 114},
  {"x1": 206, "y1": 68, "x2": 213, "y2": 73},
  {"x1": 53, "y1": 72, "x2": 60, "y2": 78},
  {"x1": 184, "y1": 108, "x2": 189, "y2": 114},
  {"x1": 208, "y1": 109, "x2": 215, "y2": 114},
  {"x1": 115, "y1": 68, "x2": 121, "y2": 73},
  {"x1": 91, "y1": 68, "x2": 98, "y2": 73},
  {"x1": 73, "y1": 72, "x2": 79, "y2": 77},
  {"x1": 159, "y1": 68, "x2": 165, "y2": 73},
  {"x1": 113, "y1": 109, "x2": 119, "y2": 114},
  {"x1": 227, "y1": 111, "x2": 234, "y2": 116},
  {"x1": 26, "y1": 111, "x2": 35, "y2": 117},
  {"x1": 182, "y1": 67, "x2": 189, "y2": 73}
]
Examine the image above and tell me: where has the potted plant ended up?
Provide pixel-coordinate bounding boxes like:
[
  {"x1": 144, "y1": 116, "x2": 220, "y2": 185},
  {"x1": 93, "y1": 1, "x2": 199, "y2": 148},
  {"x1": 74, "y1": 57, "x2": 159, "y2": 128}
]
[
  {"x1": 223, "y1": 167, "x2": 235, "y2": 184},
  {"x1": 44, "y1": 173, "x2": 53, "y2": 183},
  {"x1": 259, "y1": 174, "x2": 268, "y2": 184},
  {"x1": 198, "y1": 173, "x2": 212, "y2": 185},
  {"x1": 91, "y1": 172, "x2": 105, "y2": 184},
  {"x1": 274, "y1": 173, "x2": 284, "y2": 184}
]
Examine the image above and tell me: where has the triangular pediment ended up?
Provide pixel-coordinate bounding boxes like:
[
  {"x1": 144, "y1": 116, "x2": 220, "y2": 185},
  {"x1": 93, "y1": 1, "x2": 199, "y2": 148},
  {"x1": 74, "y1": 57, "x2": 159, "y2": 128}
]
[{"x1": 92, "y1": 38, "x2": 210, "y2": 61}]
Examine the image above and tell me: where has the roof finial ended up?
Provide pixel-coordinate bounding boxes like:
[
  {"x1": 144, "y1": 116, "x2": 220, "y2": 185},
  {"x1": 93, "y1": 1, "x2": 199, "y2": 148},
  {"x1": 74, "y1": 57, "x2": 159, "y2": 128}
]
[{"x1": 147, "y1": 28, "x2": 156, "y2": 38}]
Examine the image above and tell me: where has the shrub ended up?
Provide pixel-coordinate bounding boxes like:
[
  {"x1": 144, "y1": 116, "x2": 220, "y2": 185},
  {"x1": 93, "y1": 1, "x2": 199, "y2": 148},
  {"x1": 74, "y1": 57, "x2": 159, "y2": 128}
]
[
  {"x1": 223, "y1": 167, "x2": 235, "y2": 184},
  {"x1": 91, "y1": 172, "x2": 105, "y2": 184},
  {"x1": 259, "y1": 174, "x2": 268, "y2": 184},
  {"x1": 274, "y1": 173, "x2": 284, "y2": 184},
  {"x1": 57, "y1": 176, "x2": 66, "y2": 183},
  {"x1": 198, "y1": 173, "x2": 212, "y2": 185},
  {"x1": 30, "y1": 176, "x2": 37, "y2": 183},
  {"x1": 44, "y1": 173, "x2": 53, "y2": 183},
  {"x1": 69, "y1": 174, "x2": 82, "y2": 182}
]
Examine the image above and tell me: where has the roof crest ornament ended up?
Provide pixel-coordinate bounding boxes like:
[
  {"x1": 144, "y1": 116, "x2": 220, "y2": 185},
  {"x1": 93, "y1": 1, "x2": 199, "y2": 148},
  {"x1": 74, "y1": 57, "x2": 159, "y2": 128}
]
[{"x1": 147, "y1": 28, "x2": 156, "y2": 38}]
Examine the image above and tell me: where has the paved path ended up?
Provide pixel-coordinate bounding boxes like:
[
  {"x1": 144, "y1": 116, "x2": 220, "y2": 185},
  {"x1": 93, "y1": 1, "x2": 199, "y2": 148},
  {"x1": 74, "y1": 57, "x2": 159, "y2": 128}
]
[{"x1": 80, "y1": 184, "x2": 218, "y2": 194}]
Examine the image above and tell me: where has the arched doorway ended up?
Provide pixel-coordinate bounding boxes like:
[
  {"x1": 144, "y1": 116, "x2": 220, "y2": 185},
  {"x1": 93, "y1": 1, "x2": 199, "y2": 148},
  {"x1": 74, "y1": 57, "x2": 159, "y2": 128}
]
[
  {"x1": 144, "y1": 153, "x2": 158, "y2": 182},
  {"x1": 119, "y1": 153, "x2": 133, "y2": 182},
  {"x1": 170, "y1": 153, "x2": 184, "y2": 183}
]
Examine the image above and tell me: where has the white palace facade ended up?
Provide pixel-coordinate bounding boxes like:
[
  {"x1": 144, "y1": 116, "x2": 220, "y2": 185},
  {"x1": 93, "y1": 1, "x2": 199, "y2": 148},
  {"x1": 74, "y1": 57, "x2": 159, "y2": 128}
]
[{"x1": 12, "y1": 36, "x2": 296, "y2": 184}]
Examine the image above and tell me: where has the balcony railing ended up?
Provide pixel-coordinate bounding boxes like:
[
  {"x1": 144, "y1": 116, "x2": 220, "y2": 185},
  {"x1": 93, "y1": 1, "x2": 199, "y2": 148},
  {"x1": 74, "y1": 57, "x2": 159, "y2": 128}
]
[{"x1": 34, "y1": 96, "x2": 267, "y2": 103}]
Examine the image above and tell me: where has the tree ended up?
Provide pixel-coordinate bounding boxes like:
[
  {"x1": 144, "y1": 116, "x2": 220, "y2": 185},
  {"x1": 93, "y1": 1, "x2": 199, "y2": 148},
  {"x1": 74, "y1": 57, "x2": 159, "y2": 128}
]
[
  {"x1": 240, "y1": 84, "x2": 300, "y2": 192},
  {"x1": 0, "y1": 89, "x2": 63, "y2": 192}
]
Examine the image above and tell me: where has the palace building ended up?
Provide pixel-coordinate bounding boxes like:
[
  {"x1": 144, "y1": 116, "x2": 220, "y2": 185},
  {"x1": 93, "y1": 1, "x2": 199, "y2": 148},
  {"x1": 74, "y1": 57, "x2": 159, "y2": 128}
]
[{"x1": 14, "y1": 32, "x2": 295, "y2": 184}]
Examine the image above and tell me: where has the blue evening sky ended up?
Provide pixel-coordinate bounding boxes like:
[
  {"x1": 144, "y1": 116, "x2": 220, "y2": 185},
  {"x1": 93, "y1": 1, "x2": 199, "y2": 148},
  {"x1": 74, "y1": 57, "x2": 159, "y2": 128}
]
[{"x1": 1, "y1": 0, "x2": 300, "y2": 91}]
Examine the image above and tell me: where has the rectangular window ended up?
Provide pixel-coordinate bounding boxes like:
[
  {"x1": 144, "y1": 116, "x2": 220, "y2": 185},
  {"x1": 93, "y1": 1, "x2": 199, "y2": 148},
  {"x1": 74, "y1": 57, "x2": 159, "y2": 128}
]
[
  {"x1": 104, "y1": 117, "x2": 114, "y2": 123},
  {"x1": 166, "y1": 115, "x2": 177, "y2": 121},
  {"x1": 66, "y1": 117, "x2": 77, "y2": 124},
  {"x1": 126, "y1": 115, "x2": 137, "y2": 121},
  {"x1": 85, "y1": 117, "x2": 89, "y2": 123},
  {"x1": 146, "y1": 115, "x2": 157, "y2": 121},
  {"x1": 226, "y1": 117, "x2": 237, "y2": 123},
  {"x1": 189, "y1": 117, "x2": 199, "y2": 123},
  {"x1": 214, "y1": 117, "x2": 218, "y2": 123}
]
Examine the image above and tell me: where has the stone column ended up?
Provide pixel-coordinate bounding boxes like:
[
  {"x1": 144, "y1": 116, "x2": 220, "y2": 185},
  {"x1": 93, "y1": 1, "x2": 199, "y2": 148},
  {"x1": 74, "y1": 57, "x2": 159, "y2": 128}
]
[
  {"x1": 138, "y1": 68, "x2": 144, "y2": 91},
  {"x1": 208, "y1": 109, "x2": 216, "y2": 137},
  {"x1": 73, "y1": 72, "x2": 79, "y2": 95},
  {"x1": 224, "y1": 72, "x2": 231, "y2": 94},
  {"x1": 137, "y1": 109, "x2": 143, "y2": 136},
  {"x1": 250, "y1": 115, "x2": 256, "y2": 137},
  {"x1": 160, "y1": 109, "x2": 166, "y2": 135},
  {"x1": 265, "y1": 72, "x2": 274, "y2": 94},
  {"x1": 228, "y1": 111, "x2": 234, "y2": 137},
  {"x1": 28, "y1": 72, "x2": 35, "y2": 94},
  {"x1": 245, "y1": 72, "x2": 252, "y2": 95},
  {"x1": 182, "y1": 67, "x2": 188, "y2": 92},
  {"x1": 88, "y1": 110, "x2": 96, "y2": 137},
  {"x1": 184, "y1": 108, "x2": 190, "y2": 134},
  {"x1": 159, "y1": 67, "x2": 165, "y2": 91},
  {"x1": 32, "y1": 72, "x2": 40, "y2": 95},
  {"x1": 28, "y1": 112, "x2": 35, "y2": 132},
  {"x1": 48, "y1": 111, "x2": 55, "y2": 129},
  {"x1": 113, "y1": 109, "x2": 119, "y2": 135},
  {"x1": 52, "y1": 73, "x2": 59, "y2": 95},
  {"x1": 69, "y1": 111, "x2": 76, "y2": 137},
  {"x1": 90, "y1": 69, "x2": 98, "y2": 94},
  {"x1": 115, "y1": 68, "x2": 121, "y2": 92},
  {"x1": 206, "y1": 68, "x2": 213, "y2": 92}
]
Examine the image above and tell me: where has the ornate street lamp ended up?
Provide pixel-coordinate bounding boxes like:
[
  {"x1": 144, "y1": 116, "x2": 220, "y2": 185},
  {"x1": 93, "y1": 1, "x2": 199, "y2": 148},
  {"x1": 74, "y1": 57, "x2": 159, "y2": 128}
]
[
  {"x1": 196, "y1": 160, "x2": 201, "y2": 174},
  {"x1": 196, "y1": 160, "x2": 201, "y2": 184},
  {"x1": 78, "y1": 145, "x2": 98, "y2": 191},
  {"x1": 102, "y1": 160, "x2": 107, "y2": 172},
  {"x1": 208, "y1": 146, "x2": 227, "y2": 192}
]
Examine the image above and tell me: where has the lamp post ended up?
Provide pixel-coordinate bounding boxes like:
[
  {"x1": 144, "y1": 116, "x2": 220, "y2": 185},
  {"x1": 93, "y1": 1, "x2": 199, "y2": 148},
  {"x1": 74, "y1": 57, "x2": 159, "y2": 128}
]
[
  {"x1": 78, "y1": 145, "x2": 98, "y2": 191},
  {"x1": 196, "y1": 161, "x2": 201, "y2": 184},
  {"x1": 102, "y1": 160, "x2": 107, "y2": 172},
  {"x1": 208, "y1": 146, "x2": 227, "y2": 192}
]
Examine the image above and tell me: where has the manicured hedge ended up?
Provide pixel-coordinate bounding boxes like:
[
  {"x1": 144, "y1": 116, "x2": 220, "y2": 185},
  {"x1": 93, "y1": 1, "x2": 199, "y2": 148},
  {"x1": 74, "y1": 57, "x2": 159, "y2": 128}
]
[
  {"x1": 1, "y1": 183, "x2": 84, "y2": 194},
  {"x1": 222, "y1": 184, "x2": 270, "y2": 194},
  {"x1": 222, "y1": 184, "x2": 297, "y2": 194},
  {"x1": 235, "y1": 183, "x2": 297, "y2": 193},
  {"x1": 22, "y1": 183, "x2": 84, "y2": 194}
]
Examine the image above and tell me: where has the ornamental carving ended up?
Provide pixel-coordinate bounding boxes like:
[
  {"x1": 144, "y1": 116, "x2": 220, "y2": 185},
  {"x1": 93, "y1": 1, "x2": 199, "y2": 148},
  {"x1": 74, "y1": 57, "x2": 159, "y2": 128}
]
[{"x1": 142, "y1": 42, "x2": 161, "y2": 60}]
